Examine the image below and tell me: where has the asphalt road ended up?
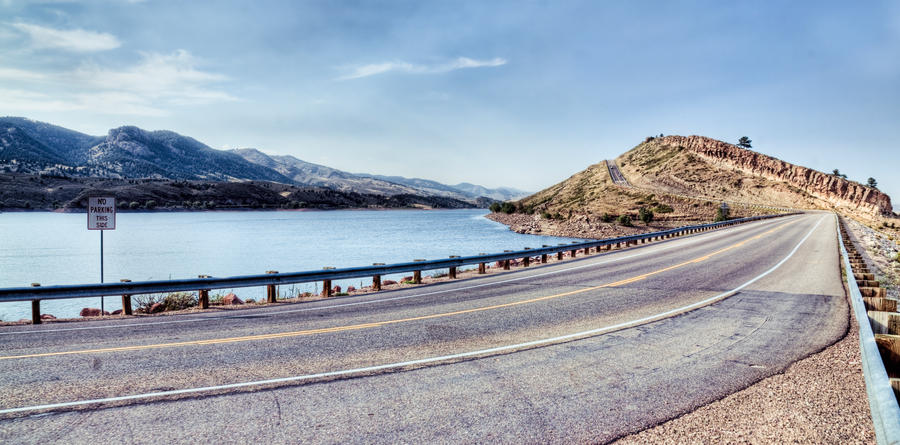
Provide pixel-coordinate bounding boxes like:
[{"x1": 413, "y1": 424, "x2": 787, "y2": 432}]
[
  {"x1": 606, "y1": 160, "x2": 630, "y2": 186},
  {"x1": 0, "y1": 213, "x2": 848, "y2": 444}
]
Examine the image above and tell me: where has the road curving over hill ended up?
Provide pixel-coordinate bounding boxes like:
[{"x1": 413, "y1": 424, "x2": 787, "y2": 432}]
[{"x1": 0, "y1": 212, "x2": 849, "y2": 443}]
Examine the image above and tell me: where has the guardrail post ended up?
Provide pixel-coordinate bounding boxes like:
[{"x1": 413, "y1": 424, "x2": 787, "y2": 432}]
[
  {"x1": 541, "y1": 246, "x2": 550, "y2": 264},
  {"x1": 30, "y1": 283, "x2": 41, "y2": 324},
  {"x1": 449, "y1": 256, "x2": 459, "y2": 278},
  {"x1": 322, "y1": 267, "x2": 335, "y2": 296},
  {"x1": 120, "y1": 279, "x2": 132, "y2": 315},
  {"x1": 197, "y1": 275, "x2": 211, "y2": 309},
  {"x1": 372, "y1": 263, "x2": 384, "y2": 290},
  {"x1": 266, "y1": 270, "x2": 278, "y2": 303},
  {"x1": 413, "y1": 259, "x2": 425, "y2": 283},
  {"x1": 523, "y1": 248, "x2": 531, "y2": 267},
  {"x1": 478, "y1": 261, "x2": 486, "y2": 274}
]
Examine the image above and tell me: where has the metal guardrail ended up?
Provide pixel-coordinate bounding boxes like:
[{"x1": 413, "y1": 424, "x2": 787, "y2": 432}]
[
  {"x1": 837, "y1": 215, "x2": 900, "y2": 444},
  {"x1": 0, "y1": 213, "x2": 797, "y2": 322}
]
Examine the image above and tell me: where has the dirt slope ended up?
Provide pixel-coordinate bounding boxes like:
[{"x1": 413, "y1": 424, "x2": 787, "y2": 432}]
[{"x1": 617, "y1": 135, "x2": 892, "y2": 220}]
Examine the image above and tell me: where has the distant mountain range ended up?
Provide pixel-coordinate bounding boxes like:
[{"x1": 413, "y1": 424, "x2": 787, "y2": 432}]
[{"x1": 0, "y1": 117, "x2": 529, "y2": 204}]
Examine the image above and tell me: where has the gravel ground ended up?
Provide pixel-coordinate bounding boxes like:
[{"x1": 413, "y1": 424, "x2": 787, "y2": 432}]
[
  {"x1": 614, "y1": 309, "x2": 874, "y2": 444},
  {"x1": 614, "y1": 220, "x2": 879, "y2": 445}
]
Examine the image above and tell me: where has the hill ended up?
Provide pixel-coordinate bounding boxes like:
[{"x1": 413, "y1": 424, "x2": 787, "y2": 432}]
[
  {"x1": 0, "y1": 117, "x2": 524, "y2": 206},
  {"x1": 616, "y1": 135, "x2": 892, "y2": 219},
  {"x1": 488, "y1": 135, "x2": 895, "y2": 238}
]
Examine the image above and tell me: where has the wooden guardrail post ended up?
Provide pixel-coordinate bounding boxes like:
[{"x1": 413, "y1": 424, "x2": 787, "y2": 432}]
[
  {"x1": 322, "y1": 267, "x2": 335, "y2": 296},
  {"x1": 197, "y1": 275, "x2": 211, "y2": 309},
  {"x1": 500, "y1": 251, "x2": 511, "y2": 270},
  {"x1": 120, "y1": 279, "x2": 133, "y2": 315},
  {"x1": 449, "y1": 256, "x2": 459, "y2": 279},
  {"x1": 372, "y1": 263, "x2": 384, "y2": 290},
  {"x1": 541, "y1": 246, "x2": 549, "y2": 264},
  {"x1": 30, "y1": 283, "x2": 40, "y2": 324},
  {"x1": 266, "y1": 270, "x2": 278, "y2": 303},
  {"x1": 523, "y1": 248, "x2": 531, "y2": 267},
  {"x1": 413, "y1": 259, "x2": 425, "y2": 283}
]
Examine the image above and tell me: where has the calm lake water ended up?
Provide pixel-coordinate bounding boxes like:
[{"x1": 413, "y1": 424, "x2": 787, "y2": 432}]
[{"x1": 0, "y1": 210, "x2": 582, "y2": 320}]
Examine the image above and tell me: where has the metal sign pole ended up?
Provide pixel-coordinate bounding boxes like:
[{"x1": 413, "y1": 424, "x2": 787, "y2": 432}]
[{"x1": 100, "y1": 230, "x2": 104, "y2": 313}]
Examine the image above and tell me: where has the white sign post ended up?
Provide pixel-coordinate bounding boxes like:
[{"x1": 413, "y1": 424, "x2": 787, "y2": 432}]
[{"x1": 88, "y1": 197, "x2": 116, "y2": 314}]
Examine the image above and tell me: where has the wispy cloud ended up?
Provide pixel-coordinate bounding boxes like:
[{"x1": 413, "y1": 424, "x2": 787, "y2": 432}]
[
  {"x1": 338, "y1": 57, "x2": 507, "y2": 80},
  {"x1": 11, "y1": 22, "x2": 121, "y2": 52},
  {"x1": 1, "y1": 50, "x2": 234, "y2": 116},
  {"x1": 73, "y1": 50, "x2": 235, "y2": 104}
]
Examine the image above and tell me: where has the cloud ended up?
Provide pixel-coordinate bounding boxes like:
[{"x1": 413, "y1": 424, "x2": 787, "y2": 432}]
[
  {"x1": 11, "y1": 22, "x2": 121, "y2": 52},
  {"x1": 73, "y1": 50, "x2": 235, "y2": 103},
  {"x1": 1, "y1": 50, "x2": 234, "y2": 116},
  {"x1": 338, "y1": 57, "x2": 507, "y2": 80}
]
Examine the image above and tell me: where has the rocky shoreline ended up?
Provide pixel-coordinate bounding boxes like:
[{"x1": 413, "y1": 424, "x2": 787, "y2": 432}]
[{"x1": 484, "y1": 210, "x2": 761, "y2": 239}]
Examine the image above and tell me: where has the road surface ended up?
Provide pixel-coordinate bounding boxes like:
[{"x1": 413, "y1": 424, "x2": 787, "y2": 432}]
[
  {"x1": 0, "y1": 213, "x2": 848, "y2": 443},
  {"x1": 606, "y1": 160, "x2": 631, "y2": 186}
]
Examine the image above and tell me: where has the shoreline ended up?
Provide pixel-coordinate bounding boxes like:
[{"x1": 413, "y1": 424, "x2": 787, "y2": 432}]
[{"x1": 0, "y1": 206, "x2": 489, "y2": 214}]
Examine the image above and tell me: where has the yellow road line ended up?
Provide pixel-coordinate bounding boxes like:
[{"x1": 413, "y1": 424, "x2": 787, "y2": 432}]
[{"x1": 0, "y1": 219, "x2": 799, "y2": 361}]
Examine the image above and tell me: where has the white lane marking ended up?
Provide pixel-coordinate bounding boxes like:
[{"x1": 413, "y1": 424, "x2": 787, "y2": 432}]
[
  {"x1": 0, "y1": 216, "x2": 824, "y2": 415},
  {"x1": 0, "y1": 215, "x2": 799, "y2": 336}
]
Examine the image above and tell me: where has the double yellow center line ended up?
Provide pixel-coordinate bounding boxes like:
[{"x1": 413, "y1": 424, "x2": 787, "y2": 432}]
[{"x1": 0, "y1": 219, "x2": 798, "y2": 361}]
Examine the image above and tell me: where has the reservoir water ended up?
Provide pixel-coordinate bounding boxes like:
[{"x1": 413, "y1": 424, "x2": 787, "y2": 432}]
[{"x1": 0, "y1": 209, "x2": 582, "y2": 321}]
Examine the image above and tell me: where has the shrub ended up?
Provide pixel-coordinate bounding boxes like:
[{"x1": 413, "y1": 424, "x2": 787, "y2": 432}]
[
  {"x1": 617, "y1": 214, "x2": 633, "y2": 227},
  {"x1": 500, "y1": 202, "x2": 516, "y2": 214},
  {"x1": 145, "y1": 200, "x2": 157, "y2": 209},
  {"x1": 541, "y1": 211, "x2": 552, "y2": 220},
  {"x1": 489, "y1": 202, "x2": 502, "y2": 213},
  {"x1": 638, "y1": 207, "x2": 654, "y2": 225},
  {"x1": 715, "y1": 206, "x2": 730, "y2": 222},
  {"x1": 653, "y1": 204, "x2": 674, "y2": 213},
  {"x1": 134, "y1": 292, "x2": 198, "y2": 313},
  {"x1": 129, "y1": 201, "x2": 140, "y2": 209},
  {"x1": 600, "y1": 213, "x2": 616, "y2": 223}
]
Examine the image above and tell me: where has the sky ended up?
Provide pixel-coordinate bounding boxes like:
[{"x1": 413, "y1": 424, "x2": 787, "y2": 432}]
[{"x1": 1, "y1": 0, "x2": 899, "y2": 201}]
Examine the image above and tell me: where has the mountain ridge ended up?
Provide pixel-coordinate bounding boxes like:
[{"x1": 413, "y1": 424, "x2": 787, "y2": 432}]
[{"x1": 0, "y1": 116, "x2": 523, "y2": 204}]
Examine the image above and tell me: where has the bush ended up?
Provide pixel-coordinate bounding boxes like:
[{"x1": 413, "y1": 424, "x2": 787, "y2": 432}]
[
  {"x1": 638, "y1": 207, "x2": 654, "y2": 224},
  {"x1": 600, "y1": 213, "x2": 616, "y2": 223},
  {"x1": 489, "y1": 202, "x2": 502, "y2": 213},
  {"x1": 541, "y1": 211, "x2": 552, "y2": 220},
  {"x1": 500, "y1": 202, "x2": 516, "y2": 214},
  {"x1": 715, "y1": 206, "x2": 730, "y2": 222},
  {"x1": 129, "y1": 201, "x2": 140, "y2": 209},
  {"x1": 653, "y1": 204, "x2": 674, "y2": 213},
  {"x1": 134, "y1": 292, "x2": 198, "y2": 313},
  {"x1": 145, "y1": 200, "x2": 157, "y2": 209},
  {"x1": 617, "y1": 214, "x2": 633, "y2": 227}
]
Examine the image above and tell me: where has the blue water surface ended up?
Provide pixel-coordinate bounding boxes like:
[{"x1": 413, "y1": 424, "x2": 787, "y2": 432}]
[{"x1": 0, "y1": 209, "x2": 582, "y2": 320}]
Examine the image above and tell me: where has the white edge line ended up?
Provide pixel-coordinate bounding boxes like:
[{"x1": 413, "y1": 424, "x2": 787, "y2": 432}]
[
  {"x1": 1, "y1": 216, "x2": 797, "y2": 336},
  {"x1": 0, "y1": 215, "x2": 824, "y2": 416}
]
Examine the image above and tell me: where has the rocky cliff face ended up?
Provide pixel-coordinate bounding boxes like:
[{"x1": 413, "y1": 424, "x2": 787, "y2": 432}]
[{"x1": 658, "y1": 135, "x2": 892, "y2": 217}]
